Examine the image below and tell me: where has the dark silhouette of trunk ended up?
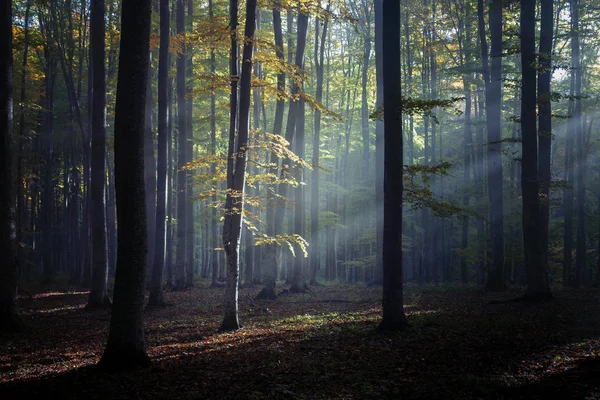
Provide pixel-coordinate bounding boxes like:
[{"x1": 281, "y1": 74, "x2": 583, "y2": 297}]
[
  {"x1": 16, "y1": 0, "x2": 32, "y2": 273},
  {"x1": 563, "y1": 10, "x2": 576, "y2": 286},
  {"x1": 256, "y1": 7, "x2": 285, "y2": 300},
  {"x1": 209, "y1": 0, "x2": 220, "y2": 288},
  {"x1": 373, "y1": 0, "x2": 383, "y2": 285},
  {"x1": 148, "y1": 0, "x2": 170, "y2": 307},
  {"x1": 0, "y1": 0, "x2": 24, "y2": 333},
  {"x1": 479, "y1": 0, "x2": 505, "y2": 291},
  {"x1": 379, "y1": 0, "x2": 407, "y2": 331},
  {"x1": 221, "y1": 0, "x2": 257, "y2": 331},
  {"x1": 289, "y1": 12, "x2": 309, "y2": 293},
  {"x1": 572, "y1": 0, "x2": 585, "y2": 288},
  {"x1": 97, "y1": 0, "x2": 152, "y2": 370},
  {"x1": 538, "y1": 0, "x2": 553, "y2": 280},
  {"x1": 144, "y1": 60, "x2": 156, "y2": 287},
  {"x1": 41, "y1": 54, "x2": 57, "y2": 284},
  {"x1": 88, "y1": 0, "x2": 111, "y2": 309},
  {"x1": 174, "y1": 0, "x2": 188, "y2": 290},
  {"x1": 166, "y1": 75, "x2": 174, "y2": 287},
  {"x1": 185, "y1": 0, "x2": 195, "y2": 286},
  {"x1": 310, "y1": 11, "x2": 329, "y2": 286},
  {"x1": 520, "y1": 0, "x2": 550, "y2": 299}
]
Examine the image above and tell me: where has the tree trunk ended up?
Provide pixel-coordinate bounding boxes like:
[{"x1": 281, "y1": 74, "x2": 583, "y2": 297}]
[
  {"x1": 256, "y1": 7, "x2": 285, "y2": 300},
  {"x1": 373, "y1": 0, "x2": 384, "y2": 285},
  {"x1": 88, "y1": 0, "x2": 111, "y2": 309},
  {"x1": 174, "y1": 0, "x2": 188, "y2": 290},
  {"x1": 148, "y1": 0, "x2": 170, "y2": 307},
  {"x1": 98, "y1": 0, "x2": 152, "y2": 370},
  {"x1": 521, "y1": 0, "x2": 550, "y2": 299},
  {"x1": 379, "y1": 0, "x2": 407, "y2": 331},
  {"x1": 289, "y1": 12, "x2": 309, "y2": 293},
  {"x1": 538, "y1": 0, "x2": 553, "y2": 282},
  {"x1": 572, "y1": 0, "x2": 585, "y2": 288},
  {"x1": 0, "y1": 0, "x2": 24, "y2": 333},
  {"x1": 480, "y1": 0, "x2": 505, "y2": 291},
  {"x1": 222, "y1": 0, "x2": 257, "y2": 331}
]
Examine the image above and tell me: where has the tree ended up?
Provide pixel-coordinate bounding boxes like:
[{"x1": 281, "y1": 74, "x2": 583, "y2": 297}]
[
  {"x1": 98, "y1": 0, "x2": 152, "y2": 370},
  {"x1": 175, "y1": 0, "x2": 188, "y2": 290},
  {"x1": 149, "y1": 0, "x2": 171, "y2": 307},
  {"x1": 520, "y1": 0, "x2": 550, "y2": 300},
  {"x1": 479, "y1": 0, "x2": 505, "y2": 291},
  {"x1": 538, "y1": 0, "x2": 553, "y2": 282},
  {"x1": 0, "y1": 0, "x2": 24, "y2": 333},
  {"x1": 256, "y1": 6, "x2": 286, "y2": 300},
  {"x1": 87, "y1": 0, "x2": 111, "y2": 309},
  {"x1": 221, "y1": 0, "x2": 258, "y2": 331},
  {"x1": 378, "y1": 0, "x2": 407, "y2": 330}
]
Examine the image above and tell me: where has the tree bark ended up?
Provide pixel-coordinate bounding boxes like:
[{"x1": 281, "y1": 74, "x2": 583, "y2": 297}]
[
  {"x1": 98, "y1": 0, "x2": 152, "y2": 370},
  {"x1": 148, "y1": 0, "x2": 170, "y2": 307},
  {"x1": 521, "y1": 0, "x2": 550, "y2": 299},
  {"x1": 222, "y1": 0, "x2": 257, "y2": 331},
  {"x1": 87, "y1": 0, "x2": 111, "y2": 309},
  {"x1": 0, "y1": 0, "x2": 24, "y2": 333},
  {"x1": 379, "y1": 0, "x2": 407, "y2": 330}
]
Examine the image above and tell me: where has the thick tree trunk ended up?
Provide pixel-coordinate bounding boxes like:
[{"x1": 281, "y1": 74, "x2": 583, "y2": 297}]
[
  {"x1": 98, "y1": 0, "x2": 152, "y2": 370},
  {"x1": 0, "y1": 0, "x2": 24, "y2": 333},
  {"x1": 379, "y1": 0, "x2": 407, "y2": 331}
]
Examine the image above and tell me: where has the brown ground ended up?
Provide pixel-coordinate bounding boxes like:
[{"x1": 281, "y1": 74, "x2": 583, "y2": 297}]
[{"x1": 1, "y1": 283, "x2": 600, "y2": 399}]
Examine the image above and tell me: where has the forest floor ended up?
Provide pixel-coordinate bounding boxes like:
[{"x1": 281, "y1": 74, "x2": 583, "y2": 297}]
[{"x1": 1, "y1": 282, "x2": 600, "y2": 399}]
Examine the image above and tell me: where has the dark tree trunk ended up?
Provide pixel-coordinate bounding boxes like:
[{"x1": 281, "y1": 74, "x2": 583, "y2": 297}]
[
  {"x1": 148, "y1": 0, "x2": 170, "y2": 307},
  {"x1": 379, "y1": 0, "x2": 407, "y2": 331},
  {"x1": 373, "y1": 0, "x2": 383, "y2": 285},
  {"x1": 174, "y1": 0, "x2": 188, "y2": 290},
  {"x1": 87, "y1": 0, "x2": 111, "y2": 309},
  {"x1": 97, "y1": 0, "x2": 152, "y2": 370},
  {"x1": 289, "y1": 12, "x2": 309, "y2": 293},
  {"x1": 520, "y1": 0, "x2": 550, "y2": 299},
  {"x1": 0, "y1": 0, "x2": 24, "y2": 333},
  {"x1": 144, "y1": 58, "x2": 157, "y2": 288},
  {"x1": 310, "y1": 11, "x2": 329, "y2": 286},
  {"x1": 221, "y1": 0, "x2": 257, "y2": 331},
  {"x1": 256, "y1": 7, "x2": 286, "y2": 300},
  {"x1": 538, "y1": 0, "x2": 553, "y2": 280},
  {"x1": 209, "y1": 0, "x2": 219, "y2": 288},
  {"x1": 480, "y1": 0, "x2": 505, "y2": 291},
  {"x1": 572, "y1": 0, "x2": 585, "y2": 288},
  {"x1": 185, "y1": 0, "x2": 195, "y2": 286}
]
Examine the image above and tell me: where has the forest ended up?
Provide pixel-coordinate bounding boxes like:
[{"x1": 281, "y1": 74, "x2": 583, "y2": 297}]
[{"x1": 2, "y1": 0, "x2": 600, "y2": 398}]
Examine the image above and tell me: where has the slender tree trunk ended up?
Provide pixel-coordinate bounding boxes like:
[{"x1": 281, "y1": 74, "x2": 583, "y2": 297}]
[
  {"x1": 88, "y1": 0, "x2": 111, "y2": 309},
  {"x1": 98, "y1": 0, "x2": 152, "y2": 370},
  {"x1": 373, "y1": 0, "x2": 384, "y2": 285},
  {"x1": 149, "y1": 0, "x2": 170, "y2": 307},
  {"x1": 480, "y1": 0, "x2": 505, "y2": 291},
  {"x1": 538, "y1": 0, "x2": 553, "y2": 281},
  {"x1": 185, "y1": 0, "x2": 195, "y2": 286},
  {"x1": 572, "y1": 0, "x2": 585, "y2": 288},
  {"x1": 289, "y1": 12, "x2": 309, "y2": 293},
  {"x1": 521, "y1": 0, "x2": 550, "y2": 299},
  {"x1": 174, "y1": 0, "x2": 188, "y2": 290},
  {"x1": 222, "y1": 0, "x2": 257, "y2": 331},
  {"x1": 256, "y1": 7, "x2": 286, "y2": 300}
]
